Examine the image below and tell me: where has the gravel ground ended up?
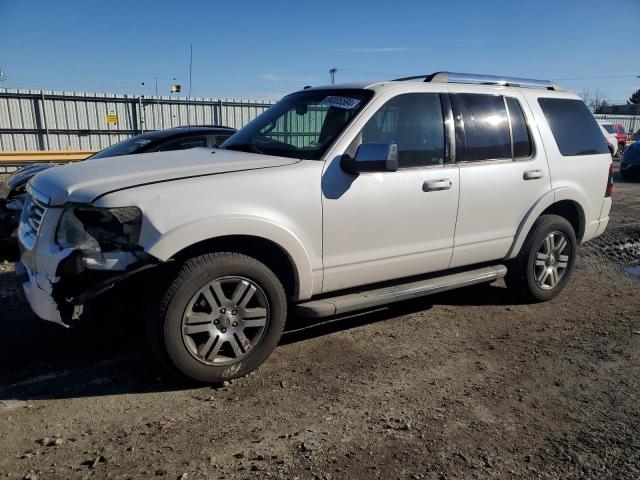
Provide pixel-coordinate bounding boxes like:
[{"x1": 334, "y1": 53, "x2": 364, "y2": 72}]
[{"x1": 0, "y1": 172, "x2": 639, "y2": 480}]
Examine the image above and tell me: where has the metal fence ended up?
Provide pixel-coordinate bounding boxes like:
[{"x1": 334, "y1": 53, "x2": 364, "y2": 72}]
[
  {"x1": 0, "y1": 89, "x2": 276, "y2": 152},
  {"x1": 593, "y1": 114, "x2": 640, "y2": 136}
]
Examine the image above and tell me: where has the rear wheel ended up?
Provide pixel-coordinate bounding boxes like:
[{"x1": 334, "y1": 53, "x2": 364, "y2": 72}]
[
  {"x1": 505, "y1": 214, "x2": 577, "y2": 302},
  {"x1": 148, "y1": 252, "x2": 286, "y2": 383}
]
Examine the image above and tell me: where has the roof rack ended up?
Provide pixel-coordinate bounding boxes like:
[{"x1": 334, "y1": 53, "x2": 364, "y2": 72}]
[{"x1": 392, "y1": 71, "x2": 564, "y2": 91}]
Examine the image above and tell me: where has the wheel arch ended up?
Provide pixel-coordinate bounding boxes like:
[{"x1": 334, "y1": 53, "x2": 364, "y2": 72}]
[
  {"x1": 506, "y1": 191, "x2": 586, "y2": 260},
  {"x1": 143, "y1": 217, "x2": 317, "y2": 300}
]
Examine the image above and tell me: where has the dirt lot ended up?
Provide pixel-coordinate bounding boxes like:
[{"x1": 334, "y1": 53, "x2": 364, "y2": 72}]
[{"x1": 0, "y1": 172, "x2": 639, "y2": 480}]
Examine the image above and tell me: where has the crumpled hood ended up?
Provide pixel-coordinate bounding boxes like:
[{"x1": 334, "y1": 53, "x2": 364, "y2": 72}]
[{"x1": 29, "y1": 148, "x2": 299, "y2": 206}]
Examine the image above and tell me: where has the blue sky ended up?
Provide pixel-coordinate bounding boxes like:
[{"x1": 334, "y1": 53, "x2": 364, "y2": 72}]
[{"x1": 1, "y1": 0, "x2": 638, "y2": 102}]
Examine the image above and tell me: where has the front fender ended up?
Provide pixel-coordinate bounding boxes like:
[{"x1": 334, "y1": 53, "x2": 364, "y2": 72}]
[
  {"x1": 143, "y1": 215, "x2": 317, "y2": 300},
  {"x1": 506, "y1": 188, "x2": 587, "y2": 260}
]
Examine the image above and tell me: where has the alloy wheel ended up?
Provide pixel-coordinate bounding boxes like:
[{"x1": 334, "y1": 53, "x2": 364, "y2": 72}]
[
  {"x1": 533, "y1": 231, "x2": 570, "y2": 290},
  {"x1": 181, "y1": 276, "x2": 269, "y2": 366}
]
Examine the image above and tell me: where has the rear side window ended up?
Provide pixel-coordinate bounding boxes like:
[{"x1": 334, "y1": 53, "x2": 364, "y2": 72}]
[
  {"x1": 506, "y1": 97, "x2": 533, "y2": 158},
  {"x1": 452, "y1": 94, "x2": 511, "y2": 161},
  {"x1": 537, "y1": 98, "x2": 608, "y2": 156}
]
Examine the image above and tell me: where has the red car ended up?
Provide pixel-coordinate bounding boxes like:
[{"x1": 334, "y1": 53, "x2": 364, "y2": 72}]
[{"x1": 612, "y1": 123, "x2": 629, "y2": 149}]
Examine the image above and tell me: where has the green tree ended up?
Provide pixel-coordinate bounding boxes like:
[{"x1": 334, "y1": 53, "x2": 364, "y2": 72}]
[{"x1": 629, "y1": 89, "x2": 640, "y2": 105}]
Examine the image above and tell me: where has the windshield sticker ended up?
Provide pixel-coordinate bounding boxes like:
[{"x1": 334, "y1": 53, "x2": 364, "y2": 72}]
[{"x1": 321, "y1": 96, "x2": 362, "y2": 110}]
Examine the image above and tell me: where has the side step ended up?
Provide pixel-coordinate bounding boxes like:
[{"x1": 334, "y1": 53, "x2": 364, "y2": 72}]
[{"x1": 293, "y1": 265, "x2": 507, "y2": 319}]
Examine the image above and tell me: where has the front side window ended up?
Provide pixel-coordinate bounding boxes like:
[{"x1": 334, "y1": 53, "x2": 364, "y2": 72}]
[
  {"x1": 222, "y1": 89, "x2": 373, "y2": 160},
  {"x1": 538, "y1": 98, "x2": 608, "y2": 156},
  {"x1": 347, "y1": 93, "x2": 445, "y2": 168},
  {"x1": 452, "y1": 93, "x2": 511, "y2": 162}
]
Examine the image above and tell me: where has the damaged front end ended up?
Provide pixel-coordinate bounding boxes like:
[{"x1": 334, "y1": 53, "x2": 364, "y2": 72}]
[{"x1": 17, "y1": 188, "x2": 157, "y2": 327}]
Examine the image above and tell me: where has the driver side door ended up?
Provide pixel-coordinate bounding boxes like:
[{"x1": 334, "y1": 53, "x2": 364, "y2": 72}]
[{"x1": 321, "y1": 92, "x2": 460, "y2": 293}]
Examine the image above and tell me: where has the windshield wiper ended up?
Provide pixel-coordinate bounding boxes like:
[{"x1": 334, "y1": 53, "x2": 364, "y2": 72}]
[{"x1": 222, "y1": 143, "x2": 264, "y2": 154}]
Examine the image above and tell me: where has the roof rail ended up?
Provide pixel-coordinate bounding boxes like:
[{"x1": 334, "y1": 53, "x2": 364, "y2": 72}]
[{"x1": 392, "y1": 71, "x2": 564, "y2": 91}]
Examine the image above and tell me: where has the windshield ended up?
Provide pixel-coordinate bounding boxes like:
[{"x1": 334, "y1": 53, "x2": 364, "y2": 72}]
[
  {"x1": 602, "y1": 124, "x2": 615, "y2": 134},
  {"x1": 221, "y1": 89, "x2": 374, "y2": 160},
  {"x1": 90, "y1": 136, "x2": 153, "y2": 159}
]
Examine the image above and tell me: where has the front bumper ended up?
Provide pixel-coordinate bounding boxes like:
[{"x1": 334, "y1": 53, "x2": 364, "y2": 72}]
[
  {"x1": 17, "y1": 198, "x2": 153, "y2": 326},
  {"x1": 16, "y1": 260, "x2": 67, "y2": 325}
]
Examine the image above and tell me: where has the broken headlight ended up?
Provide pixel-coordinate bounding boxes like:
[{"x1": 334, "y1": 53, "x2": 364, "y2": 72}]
[{"x1": 56, "y1": 206, "x2": 142, "y2": 253}]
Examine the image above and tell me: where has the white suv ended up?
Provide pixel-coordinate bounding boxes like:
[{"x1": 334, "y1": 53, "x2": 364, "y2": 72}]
[{"x1": 16, "y1": 72, "x2": 613, "y2": 383}]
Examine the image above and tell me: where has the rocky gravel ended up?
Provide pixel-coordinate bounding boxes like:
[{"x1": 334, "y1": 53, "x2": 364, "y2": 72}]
[{"x1": 0, "y1": 172, "x2": 639, "y2": 479}]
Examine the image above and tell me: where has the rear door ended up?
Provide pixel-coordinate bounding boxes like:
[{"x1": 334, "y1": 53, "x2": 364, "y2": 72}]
[{"x1": 449, "y1": 91, "x2": 551, "y2": 268}]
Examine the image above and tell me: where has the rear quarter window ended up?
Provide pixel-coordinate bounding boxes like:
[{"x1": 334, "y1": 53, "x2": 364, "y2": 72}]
[{"x1": 537, "y1": 98, "x2": 608, "y2": 156}]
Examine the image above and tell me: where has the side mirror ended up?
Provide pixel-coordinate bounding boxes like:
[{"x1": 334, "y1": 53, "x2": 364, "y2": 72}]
[{"x1": 340, "y1": 143, "x2": 399, "y2": 174}]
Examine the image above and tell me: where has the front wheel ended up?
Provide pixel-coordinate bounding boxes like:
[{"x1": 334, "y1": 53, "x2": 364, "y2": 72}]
[
  {"x1": 148, "y1": 252, "x2": 287, "y2": 383},
  {"x1": 505, "y1": 214, "x2": 577, "y2": 302}
]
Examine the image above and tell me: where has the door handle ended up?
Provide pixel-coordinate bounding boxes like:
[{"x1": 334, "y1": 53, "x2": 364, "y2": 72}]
[
  {"x1": 423, "y1": 179, "x2": 452, "y2": 192},
  {"x1": 523, "y1": 169, "x2": 544, "y2": 180}
]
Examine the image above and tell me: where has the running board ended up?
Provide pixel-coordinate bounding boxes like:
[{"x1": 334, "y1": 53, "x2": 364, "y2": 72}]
[{"x1": 293, "y1": 265, "x2": 507, "y2": 319}]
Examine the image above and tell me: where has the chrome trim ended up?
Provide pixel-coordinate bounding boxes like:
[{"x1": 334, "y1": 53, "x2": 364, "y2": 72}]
[{"x1": 393, "y1": 72, "x2": 564, "y2": 92}]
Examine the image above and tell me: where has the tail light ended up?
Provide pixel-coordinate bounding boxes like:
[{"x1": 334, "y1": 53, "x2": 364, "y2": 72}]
[{"x1": 605, "y1": 164, "x2": 614, "y2": 197}]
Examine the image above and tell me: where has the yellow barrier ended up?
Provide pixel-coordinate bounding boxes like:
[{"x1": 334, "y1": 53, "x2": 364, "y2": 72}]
[{"x1": 0, "y1": 151, "x2": 97, "y2": 164}]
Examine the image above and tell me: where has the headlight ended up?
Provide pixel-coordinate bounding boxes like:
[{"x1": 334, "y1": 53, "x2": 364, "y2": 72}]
[{"x1": 56, "y1": 206, "x2": 142, "y2": 252}]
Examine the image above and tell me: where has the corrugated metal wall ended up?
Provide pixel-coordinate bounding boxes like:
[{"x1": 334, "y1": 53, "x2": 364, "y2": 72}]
[{"x1": 0, "y1": 89, "x2": 276, "y2": 151}]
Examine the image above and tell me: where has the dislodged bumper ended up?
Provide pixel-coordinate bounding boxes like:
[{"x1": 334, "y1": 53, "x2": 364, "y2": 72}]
[
  {"x1": 15, "y1": 260, "x2": 65, "y2": 325},
  {"x1": 17, "y1": 196, "x2": 150, "y2": 326}
]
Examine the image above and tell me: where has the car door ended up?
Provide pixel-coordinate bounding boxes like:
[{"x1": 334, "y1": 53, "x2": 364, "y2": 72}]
[
  {"x1": 321, "y1": 92, "x2": 460, "y2": 293},
  {"x1": 448, "y1": 90, "x2": 551, "y2": 268}
]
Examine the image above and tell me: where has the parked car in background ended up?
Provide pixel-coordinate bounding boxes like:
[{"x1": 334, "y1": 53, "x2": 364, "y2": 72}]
[
  {"x1": 612, "y1": 123, "x2": 629, "y2": 151},
  {"x1": 598, "y1": 121, "x2": 619, "y2": 157},
  {"x1": 0, "y1": 126, "x2": 236, "y2": 242},
  {"x1": 620, "y1": 141, "x2": 640, "y2": 180},
  {"x1": 15, "y1": 72, "x2": 613, "y2": 383}
]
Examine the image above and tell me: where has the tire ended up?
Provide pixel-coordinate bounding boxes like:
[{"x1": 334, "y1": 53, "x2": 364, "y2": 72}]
[
  {"x1": 505, "y1": 214, "x2": 577, "y2": 302},
  {"x1": 148, "y1": 252, "x2": 287, "y2": 383}
]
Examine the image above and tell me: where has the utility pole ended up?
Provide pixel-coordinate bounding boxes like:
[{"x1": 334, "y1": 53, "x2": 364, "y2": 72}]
[
  {"x1": 329, "y1": 68, "x2": 337, "y2": 84},
  {"x1": 188, "y1": 44, "x2": 193, "y2": 98}
]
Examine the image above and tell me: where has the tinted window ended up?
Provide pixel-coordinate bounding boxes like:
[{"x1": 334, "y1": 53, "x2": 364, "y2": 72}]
[
  {"x1": 154, "y1": 136, "x2": 208, "y2": 152},
  {"x1": 90, "y1": 137, "x2": 153, "y2": 159},
  {"x1": 212, "y1": 135, "x2": 232, "y2": 147},
  {"x1": 350, "y1": 93, "x2": 445, "y2": 168},
  {"x1": 452, "y1": 94, "x2": 511, "y2": 161},
  {"x1": 538, "y1": 98, "x2": 608, "y2": 156},
  {"x1": 506, "y1": 97, "x2": 533, "y2": 158}
]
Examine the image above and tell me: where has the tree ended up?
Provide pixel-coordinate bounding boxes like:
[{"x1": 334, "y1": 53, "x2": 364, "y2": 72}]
[
  {"x1": 580, "y1": 89, "x2": 609, "y2": 112},
  {"x1": 628, "y1": 89, "x2": 640, "y2": 105}
]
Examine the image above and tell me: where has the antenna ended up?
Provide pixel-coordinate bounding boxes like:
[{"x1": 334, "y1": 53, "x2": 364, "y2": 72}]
[{"x1": 329, "y1": 68, "x2": 337, "y2": 84}]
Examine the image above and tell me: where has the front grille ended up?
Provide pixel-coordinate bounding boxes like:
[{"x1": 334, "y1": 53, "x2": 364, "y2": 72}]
[{"x1": 26, "y1": 194, "x2": 47, "y2": 233}]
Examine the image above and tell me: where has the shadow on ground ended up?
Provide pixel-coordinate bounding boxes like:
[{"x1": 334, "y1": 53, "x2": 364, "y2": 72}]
[{"x1": 0, "y1": 261, "x2": 520, "y2": 402}]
